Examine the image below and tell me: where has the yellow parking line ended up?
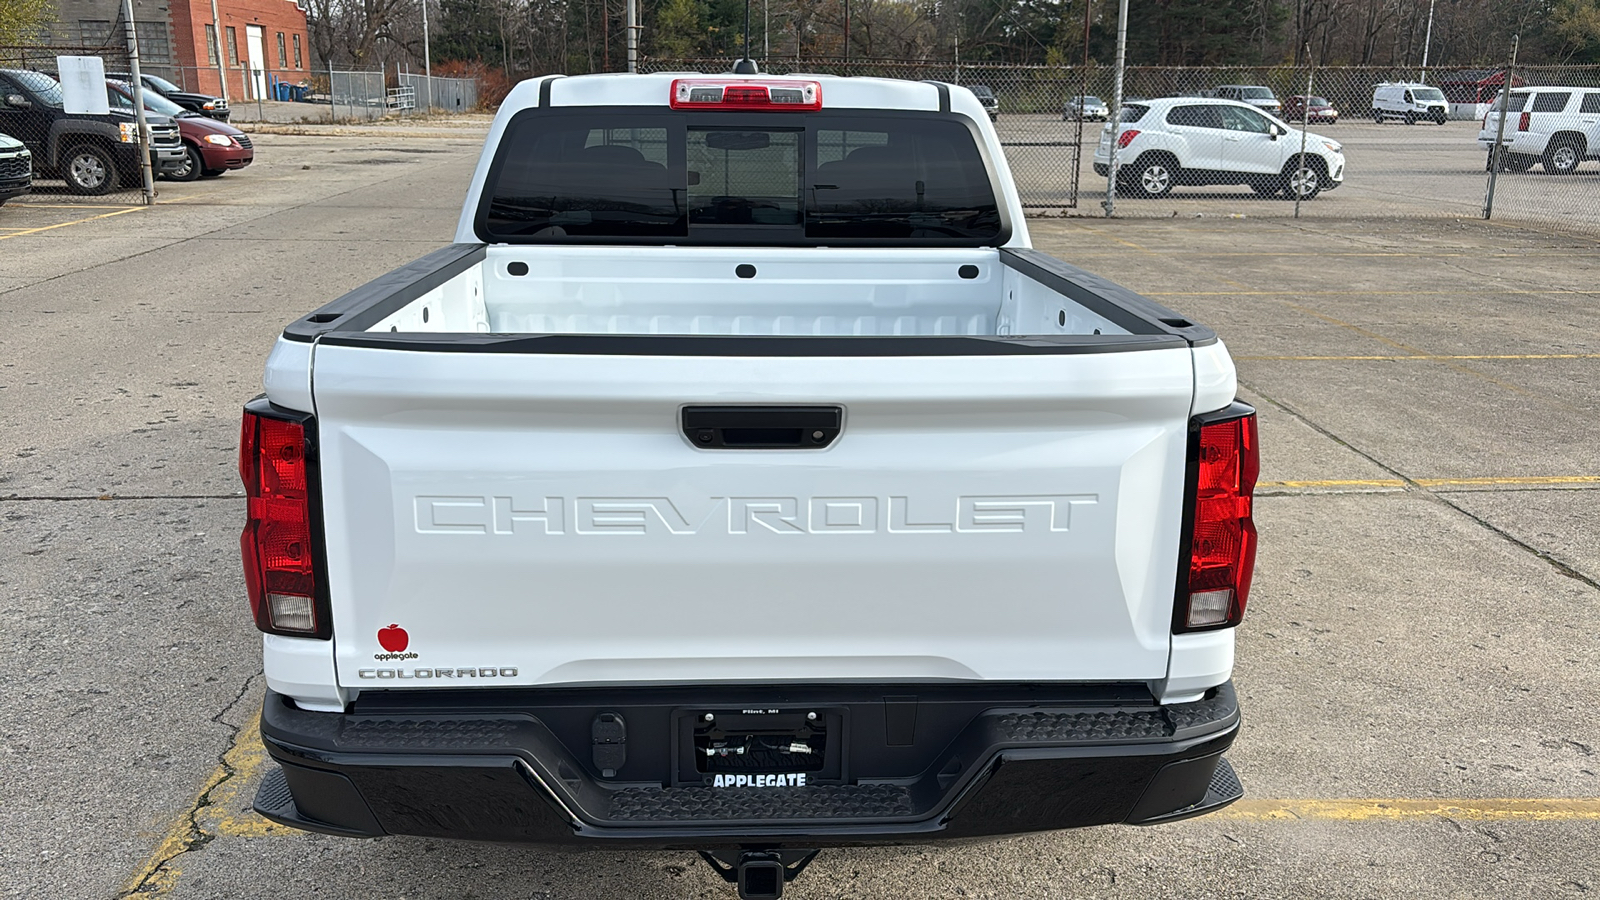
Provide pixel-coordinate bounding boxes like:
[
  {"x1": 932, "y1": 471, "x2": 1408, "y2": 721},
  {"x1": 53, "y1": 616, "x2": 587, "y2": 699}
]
[
  {"x1": 1222, "y1": 798, "x2": 1600, "y2": 821},
  {"x1": 9, "y1": 202, "x2": 142, "y2": 210},
  {"x1": 0, "y1": 205, "x2": 143, "y2": 240},
  {"x1": 1240, "y1": 354, "x2": 1600, "y2": 361},
  {"x1": 118, "y1": 715, "x2": 278, "y2": 896},
  {"x1": 1259, "y1": 479, "x2": 1408, "y2": 488}
]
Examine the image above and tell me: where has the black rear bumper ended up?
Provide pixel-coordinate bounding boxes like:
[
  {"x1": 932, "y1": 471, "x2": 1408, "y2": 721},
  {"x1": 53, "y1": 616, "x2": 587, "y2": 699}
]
[{"x1": 255, "y1": 682, "x2": 1242, "y2": 848}]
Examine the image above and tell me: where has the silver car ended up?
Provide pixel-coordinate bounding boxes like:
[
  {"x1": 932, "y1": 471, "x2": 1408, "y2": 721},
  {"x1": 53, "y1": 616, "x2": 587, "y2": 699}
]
[{"x1": 1064, "y1": 95, "x2": 1109, "y2": 121}]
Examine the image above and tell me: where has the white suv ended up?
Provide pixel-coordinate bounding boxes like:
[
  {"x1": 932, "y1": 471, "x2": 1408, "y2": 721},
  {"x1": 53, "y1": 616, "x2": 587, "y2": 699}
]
[
  {"x1": 1094, "y1": 97, "x2": 1346, "y2": 199},
  {"x1": 1478, "y1": 87, "x2": 1600, "y2": 174}
]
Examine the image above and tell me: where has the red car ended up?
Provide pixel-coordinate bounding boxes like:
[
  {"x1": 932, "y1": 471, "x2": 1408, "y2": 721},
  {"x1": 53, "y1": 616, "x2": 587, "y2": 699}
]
[
  {"x1": 107, "y1": 80, "x2": 253, "y2": 182},
  {"x1": 1281, "y1": 95, "x2": 1339, "y2": 125}
]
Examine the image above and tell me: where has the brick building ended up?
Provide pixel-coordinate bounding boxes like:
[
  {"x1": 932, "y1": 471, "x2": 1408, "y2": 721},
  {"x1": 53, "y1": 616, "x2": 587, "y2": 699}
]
[{"x1": 53, "y1": 0, "x2": 310, "y2": 99}]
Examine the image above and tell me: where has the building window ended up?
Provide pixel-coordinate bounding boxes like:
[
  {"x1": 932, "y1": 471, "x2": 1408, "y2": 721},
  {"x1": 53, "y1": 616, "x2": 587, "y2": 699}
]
[
  {"x1": 77, "y1": 19, "x2": 113, "y2": 45},
  {"x1": 135, "y1": 21, "x2": 172, "y2": 65},
  {"x1": 293, "y1": 34, "x2": 303, "y2": 69},
  {"x1": 277, "y1": 32, "x2": 287, "y2": 68},
  {"x1": 225, "y1": 26, "x2": 240, "y2": 66},
  {"x1": 205, "y1": 24, "x2": 219, "y2": 65}
]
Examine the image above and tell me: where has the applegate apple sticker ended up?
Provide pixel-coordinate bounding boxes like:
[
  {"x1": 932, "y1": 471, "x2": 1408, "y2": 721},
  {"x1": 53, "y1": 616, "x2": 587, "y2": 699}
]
[{"x1": 375, "y1": 624, "x2": 418, "y2": 661}]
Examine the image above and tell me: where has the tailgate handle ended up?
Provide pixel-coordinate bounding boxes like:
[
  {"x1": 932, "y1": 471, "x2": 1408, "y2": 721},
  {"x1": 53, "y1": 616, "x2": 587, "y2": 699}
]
[{"x1": 682, "y1": 406, "x2": 842, "y2": 449}]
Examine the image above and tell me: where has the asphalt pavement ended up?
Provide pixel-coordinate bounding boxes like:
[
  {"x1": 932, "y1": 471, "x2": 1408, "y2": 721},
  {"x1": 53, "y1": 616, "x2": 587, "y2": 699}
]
[{"x1": 2, "y1": 126, "x2": 1597, "y2": 900}]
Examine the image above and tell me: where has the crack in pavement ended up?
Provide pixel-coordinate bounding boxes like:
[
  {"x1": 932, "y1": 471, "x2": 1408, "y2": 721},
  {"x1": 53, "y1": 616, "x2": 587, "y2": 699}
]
[
  {"x1": 115, "y1": 672, "x2": 263, "y2": 898},
  {"x1": 1240, "y1": 377, "x2": 1600, "y2": 595}
]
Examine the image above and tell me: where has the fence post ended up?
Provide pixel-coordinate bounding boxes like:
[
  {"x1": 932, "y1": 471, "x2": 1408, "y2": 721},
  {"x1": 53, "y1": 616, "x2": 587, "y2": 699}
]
[
  {"x1": 1103, "y1": 0, "x2": 1129, "y2": 216},
  {"x1": 329, "y1": 62, "x2": 337, "y2": 123},
  {"x1": 1483, "y1": 36, "x2": 1519, "y2": 220},
  {"x1": 121, "y1": 0, "x2": 157, "y2": 204},
  {"x1": 1294, "y1": 50, "x2": 1314, "y2": 219}
]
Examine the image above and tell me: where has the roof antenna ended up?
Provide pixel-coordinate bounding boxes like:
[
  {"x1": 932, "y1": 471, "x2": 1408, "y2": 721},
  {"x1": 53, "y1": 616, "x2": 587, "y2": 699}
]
[{"x1": 731, "y1": 0, "x2": 759, "y2": 74}]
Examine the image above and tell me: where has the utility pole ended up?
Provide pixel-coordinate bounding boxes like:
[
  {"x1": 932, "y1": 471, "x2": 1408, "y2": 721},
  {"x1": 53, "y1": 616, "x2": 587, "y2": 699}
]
[
  {"x1": 207, "y1": 0, "x2": 228, "y2": 102},
  {"x1": 626, "y1": 0, "x2": 637, "y2": 72},
  {"x1": 1103, "y1": 0, "x2": 1128, "y2": 216},
  {"x1": 421, "y1": 0, "x2": 432, "y2": 109},
  {"x1": 121, "y1": 0, "x2": 155, "y2": 203},
  {"x1": 843, "y1": 0, "x2": 850, "y2": 63},
  {"x1": 1420, "y1": 0, "x2": 1437, "y2": 82}
]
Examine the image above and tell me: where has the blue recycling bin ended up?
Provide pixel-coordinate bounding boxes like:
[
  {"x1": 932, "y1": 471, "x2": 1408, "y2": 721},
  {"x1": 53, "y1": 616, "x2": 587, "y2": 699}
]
[{"x1": 275, "y1": 81, "x2": 295, "y2": 101}]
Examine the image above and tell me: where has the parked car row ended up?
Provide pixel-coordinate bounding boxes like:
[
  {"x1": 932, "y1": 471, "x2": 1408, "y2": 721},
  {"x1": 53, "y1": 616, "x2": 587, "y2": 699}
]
[{"x1": 0, "y1": 67, "x2": 251, "y2": 197}]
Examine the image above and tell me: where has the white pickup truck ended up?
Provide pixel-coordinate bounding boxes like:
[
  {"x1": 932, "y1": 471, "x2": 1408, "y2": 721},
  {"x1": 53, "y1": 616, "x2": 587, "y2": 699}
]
[{"x1": 243, "y1": 71, "x2": 1257, "y2": 898}]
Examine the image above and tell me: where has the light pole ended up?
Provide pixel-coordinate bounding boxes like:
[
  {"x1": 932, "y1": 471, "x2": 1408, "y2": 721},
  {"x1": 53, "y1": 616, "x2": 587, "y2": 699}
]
[
  {"x1": 420, "y1": 0, "x2": 432, "y2": 109},
  {"x1": 207, "y1": 0, "x2": 228, "y2": 102},
  {"x1": 1420, "y1": 0, "x2": 1437, "y2": 82}
]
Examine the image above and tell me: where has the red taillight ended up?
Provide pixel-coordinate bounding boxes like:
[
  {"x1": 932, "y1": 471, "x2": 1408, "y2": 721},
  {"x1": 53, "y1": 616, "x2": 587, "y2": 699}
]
[
  {"x1": 1116, "y1": 129, "x2": 1140, "y2": 149},
  {"x1": 670, "y1": 78, "x2": 822, "y2": 111},
  {"x1": 1178, "y1": 406, "x2": 1259, "y2": 631},
  {"x1": 240, "y1": 406, "x2": 321, "y2": 636},
  {"x1": 1518, "y1": 111, "x2": 1531, "y2": 131}
]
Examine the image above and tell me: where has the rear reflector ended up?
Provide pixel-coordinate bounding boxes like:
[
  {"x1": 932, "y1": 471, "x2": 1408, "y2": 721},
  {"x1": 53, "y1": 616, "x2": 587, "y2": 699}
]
[
  {"x1": 670, "y1": 78, "x2": 822, "y2": 111},
  {"x1": 240, "y1": 403, "x2": 325, "y2": 638},
  {"x1": 1176, "y1": 403, "x2": 1259, "y2": 632}
]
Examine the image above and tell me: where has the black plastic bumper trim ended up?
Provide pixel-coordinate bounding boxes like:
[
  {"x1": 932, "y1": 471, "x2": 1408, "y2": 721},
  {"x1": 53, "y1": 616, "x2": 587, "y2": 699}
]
[{"x1": 257, "y1": 683, "x2": 1241, "y2": 847}]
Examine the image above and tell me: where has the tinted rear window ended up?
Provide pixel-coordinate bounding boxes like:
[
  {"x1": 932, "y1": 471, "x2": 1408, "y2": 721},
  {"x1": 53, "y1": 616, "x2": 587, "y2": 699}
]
[
  {"x1": 479, "y1": 110, "x2": 1002, "y2": 245},
  {"x1": 1584, "y1": 93, "x2": 1600, "y2": 114},
  {"x1": 1118, "y1": 104, "x2": 1149, "y2": 123},
  {"x1": 1499, "y1": 92, "x2": 1530, "y2": 112},
  {"x1": 1532, "y1": 92, "x2": 1571, "y2": 112},
  {"x1": 1167, "y1": 105, "x2": 1223, "y2": 128}
]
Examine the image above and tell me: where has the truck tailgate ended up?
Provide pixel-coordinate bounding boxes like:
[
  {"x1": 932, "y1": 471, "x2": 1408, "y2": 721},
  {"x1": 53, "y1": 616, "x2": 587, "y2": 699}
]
[{"x1": 311, "y1": 344, "x2": 1196, "y2": 688}]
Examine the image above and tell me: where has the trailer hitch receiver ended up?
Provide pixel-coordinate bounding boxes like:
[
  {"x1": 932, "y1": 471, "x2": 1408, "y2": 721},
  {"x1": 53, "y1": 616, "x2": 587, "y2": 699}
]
[{"x1": 698, "y1": 848, "x2": 820, "y2": 900}]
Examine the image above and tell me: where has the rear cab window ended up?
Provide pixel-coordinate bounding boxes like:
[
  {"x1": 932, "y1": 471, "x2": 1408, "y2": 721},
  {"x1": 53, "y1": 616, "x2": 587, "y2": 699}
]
[{"x1": 477, "y1": 109, "x2": 1005, "y2": 246}]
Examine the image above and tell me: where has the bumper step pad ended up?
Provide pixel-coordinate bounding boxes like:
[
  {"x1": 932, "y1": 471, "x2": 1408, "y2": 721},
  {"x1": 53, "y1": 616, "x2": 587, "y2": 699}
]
[
  {"x1": 254, "y1": 764, "x2": 386, "y2": 837},
  {"x1": 610, "y1": 783, "x2": 915, "y2": 822},
  {"x1": 1134, "y1": 757, "x2": 1244, "y2": 825}
]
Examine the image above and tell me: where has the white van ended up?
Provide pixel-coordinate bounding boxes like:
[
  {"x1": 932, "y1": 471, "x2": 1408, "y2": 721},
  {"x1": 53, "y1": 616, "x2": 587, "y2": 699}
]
[{"x1": 1372, "y1": 82, "x2": 1448, "y2": 125}]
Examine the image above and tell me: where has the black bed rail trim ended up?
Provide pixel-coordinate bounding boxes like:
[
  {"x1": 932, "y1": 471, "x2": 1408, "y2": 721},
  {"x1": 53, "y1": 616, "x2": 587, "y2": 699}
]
[
  {"x1": 1000, "y1": 248, "x2": 1218, "y2": 347},
  {"x1": 314, "y1": 330, "x2": 1187, "y2": 356},
  {"x1": 923, "y1": 80, "x2": 951, "y2": 113},
  {"x1": 282, "y1": 243, "x2": 487, "y2": 342}
]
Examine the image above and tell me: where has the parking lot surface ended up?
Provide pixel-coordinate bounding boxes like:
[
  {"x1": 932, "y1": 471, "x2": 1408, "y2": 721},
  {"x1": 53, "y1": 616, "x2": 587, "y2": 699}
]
[{"x1": 2, "y1": 127, "x2": 1597, "y2": 899}]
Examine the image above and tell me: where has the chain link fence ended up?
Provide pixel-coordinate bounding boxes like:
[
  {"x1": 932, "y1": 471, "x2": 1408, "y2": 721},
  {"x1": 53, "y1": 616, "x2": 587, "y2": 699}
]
[
  {"x1": 1, "y1": 43, "x2": 163, "y2": 205},
  {"x1": 645, "y1": 58, "x2": 1600, "y2": 236}
]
